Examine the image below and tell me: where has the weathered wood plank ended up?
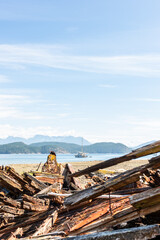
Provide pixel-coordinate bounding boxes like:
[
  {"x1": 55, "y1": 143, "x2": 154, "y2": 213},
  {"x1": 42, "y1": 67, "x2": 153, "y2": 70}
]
[
  {"x1": 6, "y1": 227, "x2": 23, "y2": 240},
  {"x1": 22, "y1": 201, "x2": 50, "y2": 212},
  {"x1": 130, "y1": 186, "x2": 160, "y2": 209},
  {"x1": 23, "y1": 194, "x2": 50, "y2": 206},
  {"x1": 0, "y1": 205, "x2": 25, "y2": 215},
  {"x1": 71, "y1": 140, "x2": 160, "y2": 177},
  {"x1": 32, "y1": 210, "x2": 58, "y2": 236},
  {"x1": 23, "y1": 173, "x2": 47, "y2": 191},
  {"x1": 0, "y1": 171, "x2": 23, "y2": 194},
  {"x1": 0, "y1": 209, "x2": 56, "y2": 236},
  {"x1": 0, "y1": 196, "x2": 21, "y2": 208}
]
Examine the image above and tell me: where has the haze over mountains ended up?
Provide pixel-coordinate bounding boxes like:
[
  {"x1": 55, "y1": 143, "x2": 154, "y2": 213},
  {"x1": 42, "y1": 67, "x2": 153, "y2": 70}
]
[{"x1": 0, "y1": 135, "x2": 90, "y2": 145}]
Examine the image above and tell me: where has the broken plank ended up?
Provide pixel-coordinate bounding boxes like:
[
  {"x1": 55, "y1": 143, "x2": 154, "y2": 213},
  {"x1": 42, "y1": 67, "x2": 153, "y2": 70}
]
[
  {"x1": 64, "y1": 155, "x2": 160, "y2": 206},
  {"x1": 0, "y1": 171, "x2": 23, "y2": 194},
  {"x1": 0, "y1": 196, "x2": 21, "y2": 208},
  {"x1": 23, "y1": 173, "x2": 47, "y2": 191},
  {"x1": 71, "y1": 140, "x2": 160, "y2": 177},
  {"x1": 32, "y1": 209, "x2": 58, "y2": 236},
  {"x1": 130, "y1": 186, "x2": 160, "y2": 209},
  {"x1": 33, "y1": 184, "x2": 58, "y2": 197},
  {"x1": 0, "y1": 205, "x2": 25, "y2": 215},
  {"x1": 23, "y1": 194, "x2": 49, "y2": 206},
  {"x1": 6, "y1": 227, "x2": 23, "y2": 240},
  {"x1": 0, "y1": 209, "x2": 56, "y2": 236},
  {"x1": 22, "y1": 201, "x2": 50, "y2": 212}
]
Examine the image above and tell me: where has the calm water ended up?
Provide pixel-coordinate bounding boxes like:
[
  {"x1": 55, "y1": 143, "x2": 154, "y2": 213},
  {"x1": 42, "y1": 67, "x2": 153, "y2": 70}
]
[{"x1": 0, "y1": 153, "x2": 123, "y2": 165}]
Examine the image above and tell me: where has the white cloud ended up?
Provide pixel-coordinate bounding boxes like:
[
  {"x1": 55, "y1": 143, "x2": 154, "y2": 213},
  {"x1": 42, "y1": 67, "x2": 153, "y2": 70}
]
[
  {"x1": 0, "y1": 75, "x2": 9, "y2": 83},
  {"x1": 0, "y1": 44, "x2": 160, "y2": 77}
]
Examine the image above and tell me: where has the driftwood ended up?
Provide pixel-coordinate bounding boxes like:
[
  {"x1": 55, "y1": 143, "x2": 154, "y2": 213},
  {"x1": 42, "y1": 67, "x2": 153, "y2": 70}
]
[
  {"x1": 64, "y1": 155, "x2": 160, "y2": 206},
  {"x1": 71, "y1": 140, "x2": 160, "y2": 177}
]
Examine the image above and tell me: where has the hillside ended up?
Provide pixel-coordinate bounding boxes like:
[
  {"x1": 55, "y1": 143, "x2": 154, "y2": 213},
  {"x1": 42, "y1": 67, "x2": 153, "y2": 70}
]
[{"x1": 0, "y1": 141, "x2": 130, "y2": 154}]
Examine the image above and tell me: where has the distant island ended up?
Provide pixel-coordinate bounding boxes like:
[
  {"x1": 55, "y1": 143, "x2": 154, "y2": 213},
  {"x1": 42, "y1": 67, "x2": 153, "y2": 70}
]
[{"x1": 0, "y1": 141, "x2": 130, "y2": 154}]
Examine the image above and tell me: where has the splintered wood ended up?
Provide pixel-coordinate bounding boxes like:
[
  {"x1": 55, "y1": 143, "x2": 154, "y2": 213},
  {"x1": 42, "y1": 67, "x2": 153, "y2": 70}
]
[{"x1": 0, "y1": 140, "x2": 160, "y2": 239}]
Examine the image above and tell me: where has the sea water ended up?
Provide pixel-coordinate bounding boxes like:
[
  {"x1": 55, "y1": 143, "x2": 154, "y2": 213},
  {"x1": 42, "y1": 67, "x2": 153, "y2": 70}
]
[{"x1": 0, "y1": 153, "x2": 123, "y2": 165}]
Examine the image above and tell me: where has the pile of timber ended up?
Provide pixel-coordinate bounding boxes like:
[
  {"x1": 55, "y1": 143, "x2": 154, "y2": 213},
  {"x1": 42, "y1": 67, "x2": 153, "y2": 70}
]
[{"x1": 0, "y1": 141, "x2": 160, "y2": 239}]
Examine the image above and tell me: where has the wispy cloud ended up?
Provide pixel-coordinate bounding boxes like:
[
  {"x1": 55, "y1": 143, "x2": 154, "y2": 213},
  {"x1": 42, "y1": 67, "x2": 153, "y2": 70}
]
[
  {"x1": 99, "y1": 84, "x2": 117, "y2": 88},
  {"x1": 0, "y1": 44, "x2": 160, "y2": 77},
  {"x1": 136, "y1": 98, "x2": 160, "y2": 102},
  {"x1": 0, "y1": 75, "x2": 9, "y2": 83},
  {"x1": 0, "y1": 124, "x2": 76, "y2": 139}
]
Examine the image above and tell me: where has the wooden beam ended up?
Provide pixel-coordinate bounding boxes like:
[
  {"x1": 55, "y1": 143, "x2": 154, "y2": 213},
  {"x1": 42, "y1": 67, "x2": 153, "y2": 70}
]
[
  {"x1": 129, "y1": 186, "x2": 160, "y2": 209},
  {"x1": 70, "y1": 140, "x2": 160, "y2": 177}
]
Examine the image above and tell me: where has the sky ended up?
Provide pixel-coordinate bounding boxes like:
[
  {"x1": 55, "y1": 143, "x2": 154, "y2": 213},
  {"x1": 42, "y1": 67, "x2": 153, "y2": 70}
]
[{"x1": 0, "y1": 0, "x2": 160, "y2": 146}]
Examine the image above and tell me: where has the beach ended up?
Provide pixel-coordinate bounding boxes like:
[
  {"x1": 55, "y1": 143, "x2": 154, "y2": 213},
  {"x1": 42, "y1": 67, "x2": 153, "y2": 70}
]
[{"x1": 9, "y1": 158, "x2": 149, "y2": 175}]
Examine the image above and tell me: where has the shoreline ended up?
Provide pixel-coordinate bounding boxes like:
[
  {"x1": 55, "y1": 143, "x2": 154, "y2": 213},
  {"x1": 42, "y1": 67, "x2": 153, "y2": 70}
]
[{"x1": 9, "y1": 159, "x2": 149, "y2": 174}]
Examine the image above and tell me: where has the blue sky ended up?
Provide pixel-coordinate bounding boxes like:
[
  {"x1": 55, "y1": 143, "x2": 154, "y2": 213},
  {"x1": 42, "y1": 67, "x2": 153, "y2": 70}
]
[{"x1": 0, "y1": 0, "x2": 160, "y2": 146}]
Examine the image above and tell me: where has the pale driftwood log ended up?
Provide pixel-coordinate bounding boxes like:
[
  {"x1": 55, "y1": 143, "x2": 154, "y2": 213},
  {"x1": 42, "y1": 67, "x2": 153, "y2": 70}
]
[
  {"x1": 32, "y1": 210, "x2": 58, "y2": 236},
  {"x1": 130, "y1": 186, "x2": 160, "y2": 209},
  {"x1": 62, "y1": 225, "x2": 160, "y2": 240},
  {"x1": 71, "y1": 140, "x2": 160, "y2": 177},
  {"x1": 64, "y1": 156, "x2": 160, "y2": 206}
]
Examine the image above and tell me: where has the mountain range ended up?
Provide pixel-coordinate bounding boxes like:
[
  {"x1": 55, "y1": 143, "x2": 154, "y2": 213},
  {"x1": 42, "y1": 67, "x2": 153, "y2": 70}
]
[
  {"x1": 0, "y1": 141, "x2": 130, "y2": 154},
  {"x1": 0, "y1": 135, "x2": 90, "y2": 145}
]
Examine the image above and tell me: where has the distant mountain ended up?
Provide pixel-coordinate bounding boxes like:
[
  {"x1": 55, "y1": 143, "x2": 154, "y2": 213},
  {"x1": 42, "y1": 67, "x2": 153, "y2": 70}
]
[
  {"x1": 132, "y1": 140, "x2": 157, "y2": 150},
  {"x1": 0, "y1": 141, "x2": 130, "y2": 154},
  {"x1": 0, "y1": 135, "x2": 90, "y2": 145}
]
